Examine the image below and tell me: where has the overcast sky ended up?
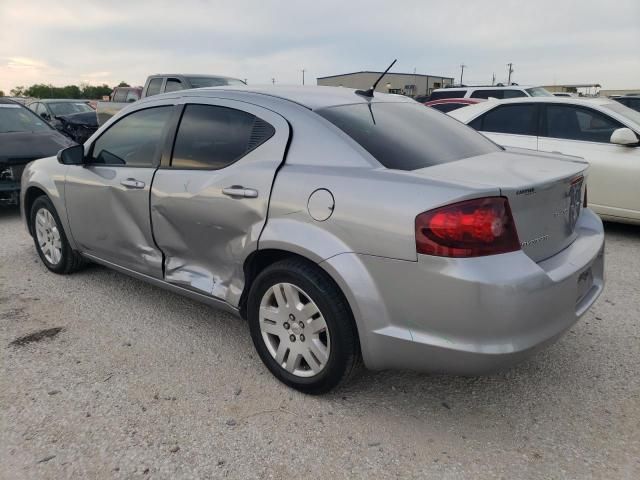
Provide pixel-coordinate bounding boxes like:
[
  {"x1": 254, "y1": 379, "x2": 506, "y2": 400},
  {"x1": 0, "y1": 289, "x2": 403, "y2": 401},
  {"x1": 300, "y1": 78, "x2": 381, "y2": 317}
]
[{"x1": 1, "y1": 0, "x2": 638, "y2": 94}]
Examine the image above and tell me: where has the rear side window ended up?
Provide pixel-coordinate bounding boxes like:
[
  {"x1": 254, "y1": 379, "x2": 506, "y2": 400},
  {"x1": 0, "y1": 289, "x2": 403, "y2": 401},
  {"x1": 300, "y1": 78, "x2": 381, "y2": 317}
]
[
  {"x1": 146, "y1": 78, "x2": 163, "y2": 97},
  {"x1": 431, "y1": 103, "x2": 468, "y2": 113},
  {"x1": 112, "y1": 89, "x2": 127, "y2": 102},
  {"x1": 504, "y1": 90, "x2": 527, "y2": 99},
  {"x1": 429, "y1": 90, "x2": 466, "y2": 100},
  {"x1": 165, "y1": 78, "x2": 184, "y2": 93},
  {"x1": 544, "y1": 104, "x2": 623, "y2": 143},
  {"x1": 471, "y1": 89, "x2": 506, "y2": 99},
  {"x1": 90, "y1": 106, "x2": 172, "y2": 167},
  {"x1": 171, "y1": 104, "x2": 275, "y2": 169},
  {"x1": 317, "y1": 102, "x2": 498, "y2": 171},
  {"x1": 473, "y1": 104, "x2": 538, "y2": 136}
]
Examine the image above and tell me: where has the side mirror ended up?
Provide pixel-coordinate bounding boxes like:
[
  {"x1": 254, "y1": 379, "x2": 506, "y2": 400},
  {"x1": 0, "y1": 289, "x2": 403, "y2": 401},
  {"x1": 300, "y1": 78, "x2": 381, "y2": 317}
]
[
  {"x1": 40, "y1": 112, "x2": 50, "y2": 120},
  {"x1": 610, "y1": 127, "x2": 639, "y2": 146},
  {"x1": 57, "y1": 144, "x2": 85, "y2": 165}
]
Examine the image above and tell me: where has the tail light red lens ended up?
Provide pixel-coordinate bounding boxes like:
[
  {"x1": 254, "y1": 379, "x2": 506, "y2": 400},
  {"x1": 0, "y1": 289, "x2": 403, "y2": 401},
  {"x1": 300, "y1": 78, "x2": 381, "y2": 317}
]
[{"x1": 415, "y1": 197, "x2": 521, "y2": 258}]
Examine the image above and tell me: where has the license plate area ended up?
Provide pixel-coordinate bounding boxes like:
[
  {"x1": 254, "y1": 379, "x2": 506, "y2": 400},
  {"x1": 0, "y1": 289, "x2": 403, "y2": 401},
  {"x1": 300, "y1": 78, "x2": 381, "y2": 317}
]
[{"x1": 576, "y1": 266, "x2": 594, "y2": 304}]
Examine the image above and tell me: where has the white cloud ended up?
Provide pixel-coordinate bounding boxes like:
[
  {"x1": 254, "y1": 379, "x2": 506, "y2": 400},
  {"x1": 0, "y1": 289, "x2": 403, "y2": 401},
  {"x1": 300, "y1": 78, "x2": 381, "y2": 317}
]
[{"x1": 1, "y1": 0, "x2": 638, "y2": 94}]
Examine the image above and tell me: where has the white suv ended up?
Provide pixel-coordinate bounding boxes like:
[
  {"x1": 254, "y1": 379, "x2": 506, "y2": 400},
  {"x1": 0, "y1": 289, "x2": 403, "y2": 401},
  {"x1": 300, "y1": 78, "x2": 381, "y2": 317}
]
[{"x1": 429, "y1": 85, "x2": 552, "y2": 101}]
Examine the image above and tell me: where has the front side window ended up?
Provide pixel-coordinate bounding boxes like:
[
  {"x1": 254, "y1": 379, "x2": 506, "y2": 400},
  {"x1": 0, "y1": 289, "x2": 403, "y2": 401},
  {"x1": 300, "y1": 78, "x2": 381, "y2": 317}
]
[
  {"x1": 317, "y1": 102, "x2": 498, "y2": 171},
  {"x1": 146, "y1": 78, "x2": 163, "y2": 97},
  {"x1": 171, "y1": 104, "x2": 275, "y2": 169},
  {"x1": 165, "y1": 78, "x2": 184, "y2": 93},
  {"x1": 474, "y1": 104, "x2": 538, "y2": 136},
  {"x1": 544, "y1": 105, "x2": 623, "y2": 143},
  {"x1": 90, "y1": 106, "x2": 172, "y2": 167}
]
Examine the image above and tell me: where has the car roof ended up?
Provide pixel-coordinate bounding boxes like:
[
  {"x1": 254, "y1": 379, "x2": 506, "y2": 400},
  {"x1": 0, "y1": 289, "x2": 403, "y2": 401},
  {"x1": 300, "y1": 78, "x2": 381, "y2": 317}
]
[
  {"x1": 34, "y1": 99, "x2": 90, "y2": 104},
  {"x1": 448, "y1": 96, "x2": 624, "y2": 122},
  {"x1": 433, "y1": 85, "x2": 539, "y2": 92},
  {"x1": 0, "y1": 97, "x2": 19, "y2": 105},
  {"x1": 151, "y1": 85, "x2": 417, "y2": 110},
  {"x1": 149, "y1": 73, "x2": 242, "y2": 80}
]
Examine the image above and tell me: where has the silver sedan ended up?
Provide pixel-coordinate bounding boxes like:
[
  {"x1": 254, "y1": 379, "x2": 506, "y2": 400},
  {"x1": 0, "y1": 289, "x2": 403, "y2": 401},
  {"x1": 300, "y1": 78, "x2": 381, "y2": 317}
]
[{"x1": 21, "y1": 86, "x2": 605, "y2": 393}]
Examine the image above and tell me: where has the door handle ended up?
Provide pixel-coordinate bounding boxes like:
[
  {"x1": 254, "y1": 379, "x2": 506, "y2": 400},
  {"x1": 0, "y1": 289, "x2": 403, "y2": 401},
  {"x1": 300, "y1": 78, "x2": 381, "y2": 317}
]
[
  {"x1": 120, "y1": 178, "x2": 146, "y2": 189},
  {"x1": 222, "y1": 185, "x2": 258, "y2": 198}
]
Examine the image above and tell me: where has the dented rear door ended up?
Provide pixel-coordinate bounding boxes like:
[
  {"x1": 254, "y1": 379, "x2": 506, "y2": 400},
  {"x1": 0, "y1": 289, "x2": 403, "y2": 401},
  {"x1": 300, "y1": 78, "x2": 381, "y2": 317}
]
[{"x1": 150, "y1": 98, "x2": 290, "y2": 306}]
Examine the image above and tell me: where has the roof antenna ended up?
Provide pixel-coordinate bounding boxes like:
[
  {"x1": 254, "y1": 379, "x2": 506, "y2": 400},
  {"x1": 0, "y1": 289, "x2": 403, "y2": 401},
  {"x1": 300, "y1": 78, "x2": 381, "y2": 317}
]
[{"x1": 355, "y1": 59, "x2": 397, "y2": 98}]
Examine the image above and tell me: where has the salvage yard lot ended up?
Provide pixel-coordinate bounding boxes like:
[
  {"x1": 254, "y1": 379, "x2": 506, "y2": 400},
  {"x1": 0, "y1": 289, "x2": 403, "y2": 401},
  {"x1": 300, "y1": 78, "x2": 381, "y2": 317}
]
[{"x1": 1, "y1": 205, "x2": 639, "y2": 479}]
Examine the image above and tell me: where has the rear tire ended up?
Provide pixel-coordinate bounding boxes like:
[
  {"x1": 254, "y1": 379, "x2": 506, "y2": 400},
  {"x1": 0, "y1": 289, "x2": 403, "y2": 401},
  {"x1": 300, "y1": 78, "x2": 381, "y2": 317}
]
[
  {"x1": 247, "y1": 258, "x2": 361, "y2": 394},
  {"x1": 30, "y1": 196, "x2": 84, "y2": 274}
]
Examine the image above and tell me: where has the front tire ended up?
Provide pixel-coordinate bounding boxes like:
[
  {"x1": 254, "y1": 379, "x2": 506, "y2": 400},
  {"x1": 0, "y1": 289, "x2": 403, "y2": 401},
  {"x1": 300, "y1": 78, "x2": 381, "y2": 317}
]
[
  {"x1": 30, "y1": 196, "x2": 84, "y2": 274},
  {"x1": 247, "y1": 258, "x2": 360, "y2": 394}
]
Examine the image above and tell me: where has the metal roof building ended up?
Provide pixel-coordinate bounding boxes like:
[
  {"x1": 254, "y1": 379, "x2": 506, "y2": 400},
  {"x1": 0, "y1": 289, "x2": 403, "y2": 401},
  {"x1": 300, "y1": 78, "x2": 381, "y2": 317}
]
[{"x1": 317, "y1": 71, "x2": 454, "y2": 98}]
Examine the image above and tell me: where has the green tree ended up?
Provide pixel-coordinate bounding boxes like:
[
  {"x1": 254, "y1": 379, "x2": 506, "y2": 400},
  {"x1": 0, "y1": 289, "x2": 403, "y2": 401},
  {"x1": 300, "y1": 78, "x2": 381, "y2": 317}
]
[
  {"x1": 0, "y1": 90, "x2": 4, "y2": 97},
  {"x1": 117, "y1": 81, "x2": 130, "y2": 87},
  {"x1": 10, "y1": 86, "x2": 25, "y2": 96}
]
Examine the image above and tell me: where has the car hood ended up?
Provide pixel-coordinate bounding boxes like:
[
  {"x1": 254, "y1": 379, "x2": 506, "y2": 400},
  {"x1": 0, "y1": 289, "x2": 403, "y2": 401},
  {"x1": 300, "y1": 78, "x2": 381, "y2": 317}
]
[
  {"x1": 0, "y1": 130, "x2": 75, "y2": 164},
  {"x1": 56, "y1": 111, "x2": 98, "y2": 127}
]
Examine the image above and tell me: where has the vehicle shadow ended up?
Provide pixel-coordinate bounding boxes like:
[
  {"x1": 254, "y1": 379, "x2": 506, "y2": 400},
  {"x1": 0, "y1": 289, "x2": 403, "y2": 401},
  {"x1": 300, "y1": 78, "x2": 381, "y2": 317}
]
[{"x1": 0, "y1": 204, "x2": 20, "y2": 220}]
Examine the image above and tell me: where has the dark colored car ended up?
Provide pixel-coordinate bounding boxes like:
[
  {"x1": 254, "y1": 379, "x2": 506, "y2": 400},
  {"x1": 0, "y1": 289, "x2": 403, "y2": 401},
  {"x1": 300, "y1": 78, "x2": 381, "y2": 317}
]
[
  {"x1": 28, "y1": 99, "x2": 99, "y2": 144},
  {"x1": 0, "y1": 98, "x2": 74, "y2": 205},
  {"x1": 424, "y1": 98, "x2": 485, "y2": 113}
]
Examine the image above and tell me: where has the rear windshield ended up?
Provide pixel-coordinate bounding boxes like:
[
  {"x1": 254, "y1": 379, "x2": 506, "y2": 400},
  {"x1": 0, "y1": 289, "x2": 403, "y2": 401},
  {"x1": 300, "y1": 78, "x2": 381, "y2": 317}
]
[
  {"x1": 429, "y1": 90, "x2": 466, "y2": 100},
  {"x1": 0, "y1": 104, "x2": 52, "y2": 133},
  {"x1": 186, "y1": 77, "x2": 246, "y2": 88},
  {"x1": 317, "y1": 102, "x2": 498, "y2": 171}
]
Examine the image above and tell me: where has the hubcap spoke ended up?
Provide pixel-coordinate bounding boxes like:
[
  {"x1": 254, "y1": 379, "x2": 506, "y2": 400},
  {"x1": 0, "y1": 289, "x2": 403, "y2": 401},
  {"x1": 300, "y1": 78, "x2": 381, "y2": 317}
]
[
  {"x1": 308, "y1": 339, "x2": 329, "y2": 365},
  {"x1": 35, "y1": 208, "x2": 62, "y2": 265},
  {"x1": 282, "y1": 283, "x2": 300, "y2": 308},
  {"x1": 274, "y1": 342, "x2": 288, "y2": 365},
  {"x1": 284, "y1": 350, "x2": 302, "y2": 373},
  {"x1": 307, "y1": 316, "x2": 327, "y2": 334}
]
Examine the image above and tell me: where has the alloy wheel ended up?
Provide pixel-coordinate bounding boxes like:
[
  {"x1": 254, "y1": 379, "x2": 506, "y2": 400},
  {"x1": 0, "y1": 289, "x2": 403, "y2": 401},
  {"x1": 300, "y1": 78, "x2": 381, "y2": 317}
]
[{"x1": 35, "y1": 208, "x2": 62, "y2": 265}]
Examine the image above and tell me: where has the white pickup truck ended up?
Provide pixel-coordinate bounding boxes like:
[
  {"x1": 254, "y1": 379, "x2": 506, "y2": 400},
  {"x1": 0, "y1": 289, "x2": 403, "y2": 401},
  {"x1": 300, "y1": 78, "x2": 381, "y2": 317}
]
[{"x1": 96, "y1": 73, "x2": 245, "y2": 125}]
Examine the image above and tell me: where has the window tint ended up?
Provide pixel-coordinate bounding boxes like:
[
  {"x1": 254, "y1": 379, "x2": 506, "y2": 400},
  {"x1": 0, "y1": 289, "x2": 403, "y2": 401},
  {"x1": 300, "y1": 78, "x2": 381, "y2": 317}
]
[
  {"x1": 165, "y1": 78, "x2": 184, "y2": 93},
  {"x1": 171, "y1": 104, "x2": 275, "y2": 169},
  {"x1": 503, "y1": 90, "x2": 527, "y2": 99},
  {"x1": 477, "y1": 104, "x2": 538, "y2": 136},
  {"x1": 431, "y1": 103, "x2": 468, "y2": 113},
  {"x1": 317, "y1": 102, "x2": 498, "y2": 171},
  {"x1": 471, "y1": 89, "x2": 506, "y2": 99},
  {"x1": 545, "y1": 105, "x2": 623, "y2": 143},
  {"x1": 90, "y1": 106, "x2": 172, "y2": 167},
  {"x1": 113, "y1": 89, "x2": 127, "y2": 102},
  {"x1": 146, "y1": 78, "x2": 163, "y2": 97},
  {"x1": 125, "y1": 90, "x2": 140, "y2": 102},
  {"x1": 429, "y1": 90, "x2": 466, "y2": 100}
]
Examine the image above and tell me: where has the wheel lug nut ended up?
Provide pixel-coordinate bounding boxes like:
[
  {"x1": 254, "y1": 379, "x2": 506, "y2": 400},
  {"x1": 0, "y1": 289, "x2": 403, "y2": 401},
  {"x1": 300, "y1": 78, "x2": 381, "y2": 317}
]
[
  {"x1": 289, "y1": 335, "x2": 296, "y2": 342},
  {"x1": 300, "y1": 334, "x2": 305, "y2": 342},
  {"x1": 299, "y1": 321, "x2": 304, "y2": 329},
  {"x1": 283, "y1": 322, "x2": 290, "y2": 330},
  {"x1": 289, "y1": 314, "x2": 295, "y2": 321}
]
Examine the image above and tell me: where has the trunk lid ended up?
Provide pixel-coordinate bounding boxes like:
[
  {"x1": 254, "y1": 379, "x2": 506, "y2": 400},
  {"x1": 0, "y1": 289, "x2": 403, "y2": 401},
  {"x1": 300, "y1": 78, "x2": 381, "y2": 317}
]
[{"x1": 415, "y1": 150, "x2": 588, "y2": 262}]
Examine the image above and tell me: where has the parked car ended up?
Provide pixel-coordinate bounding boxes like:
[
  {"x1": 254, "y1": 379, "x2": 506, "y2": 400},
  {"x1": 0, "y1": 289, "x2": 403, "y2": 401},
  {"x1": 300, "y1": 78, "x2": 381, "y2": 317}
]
[
  {"x1": 429, "y1": 85, "x2": 553, "y2": 101},
  {"x1": 424, "y1": 97, "x2": 484, "y2": 113},
  {"x1": 1, "y1": 98, "x2": 74, "y2": 205},
  {"x1": 28, "y1": 99, "x2": 99, "y2": 144},
  {"x1": 450, "y1": 97, "x2": 640, "y2": 224},
  {"x1": 21, "y1": 86, "x2": 604, "y2": 393},
  {"x1": 96, "y1": 74, "x2": 246, "y2": 125},
  {"x1": 613, "y1": 94, "x2": 640, "y2": 113}
]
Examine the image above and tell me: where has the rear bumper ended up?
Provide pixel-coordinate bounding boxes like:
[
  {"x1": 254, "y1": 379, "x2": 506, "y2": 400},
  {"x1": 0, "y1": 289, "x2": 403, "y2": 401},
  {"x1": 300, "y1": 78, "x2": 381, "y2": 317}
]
[{"x1": 322, "y1": 209, "x2": 605, "y2": 373}]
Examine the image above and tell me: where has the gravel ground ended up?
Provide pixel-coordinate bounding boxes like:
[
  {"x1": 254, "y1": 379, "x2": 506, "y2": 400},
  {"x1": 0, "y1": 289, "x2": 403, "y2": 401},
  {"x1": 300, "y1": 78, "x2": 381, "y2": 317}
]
[{"x1": 1, "y1": 204, "x2": 639, "y2": 480}]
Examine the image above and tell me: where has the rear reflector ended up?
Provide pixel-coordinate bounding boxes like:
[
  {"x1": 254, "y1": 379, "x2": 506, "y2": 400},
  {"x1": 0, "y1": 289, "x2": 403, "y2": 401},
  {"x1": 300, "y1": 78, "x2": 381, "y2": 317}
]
[{"x1": 416, "y1": 197, "x2": 521, "y2": 257}]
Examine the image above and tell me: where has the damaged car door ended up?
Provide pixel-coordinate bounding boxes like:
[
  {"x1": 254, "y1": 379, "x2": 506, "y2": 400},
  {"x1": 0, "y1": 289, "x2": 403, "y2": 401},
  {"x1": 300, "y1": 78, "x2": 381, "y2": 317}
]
[
  {"x1": 64, "y1": 105, "x2": 175, "y2": 277},
  {"x1": 150, "y1": 99, "x2": 290, "y2": 305}
]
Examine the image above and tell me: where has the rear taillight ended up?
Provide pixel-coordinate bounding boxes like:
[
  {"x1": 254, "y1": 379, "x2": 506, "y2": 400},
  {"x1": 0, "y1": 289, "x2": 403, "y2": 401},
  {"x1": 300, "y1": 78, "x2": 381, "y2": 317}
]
[{"x1": 415, "y1": 197, "x2": 520, "y2": 258}]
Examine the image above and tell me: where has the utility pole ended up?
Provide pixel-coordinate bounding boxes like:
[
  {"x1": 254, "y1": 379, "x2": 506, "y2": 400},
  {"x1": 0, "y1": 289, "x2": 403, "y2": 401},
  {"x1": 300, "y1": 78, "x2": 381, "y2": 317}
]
[
  {"x1": 507, "y1": 63, "x2": 514, "y2": 85},
  {"x1": 459, "y1": 64, "x2": 466, "y2": 85},
  {"x1": 492, "y1": 73, "x2": 496, "y2": 86},
  {"x1": 301, "y1": 68, "x2": 306, "y2": 85},
  {"x1": 271, "y1": 78, "x2": 276, "y2": 85}
]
